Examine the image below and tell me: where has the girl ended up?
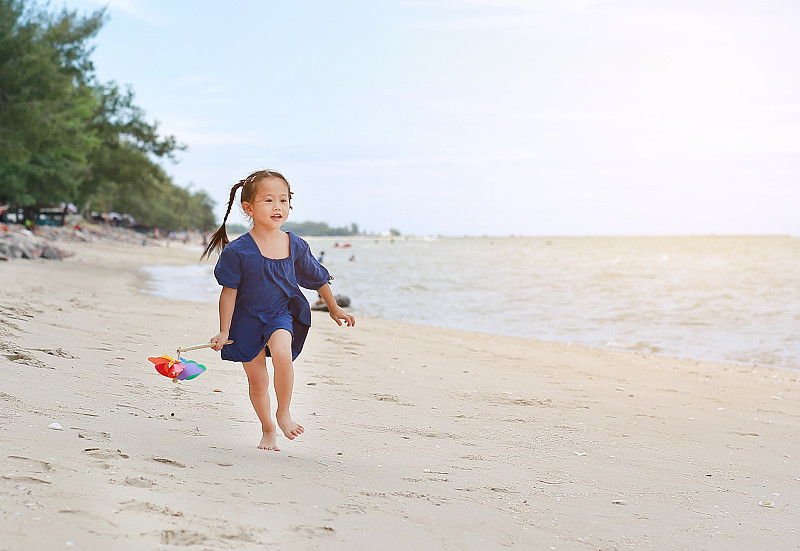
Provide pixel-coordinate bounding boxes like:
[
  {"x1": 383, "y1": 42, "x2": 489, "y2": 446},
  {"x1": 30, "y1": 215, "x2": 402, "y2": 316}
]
[{"x1": 201, "y1": 169, "x2": 355, "y2": 451}]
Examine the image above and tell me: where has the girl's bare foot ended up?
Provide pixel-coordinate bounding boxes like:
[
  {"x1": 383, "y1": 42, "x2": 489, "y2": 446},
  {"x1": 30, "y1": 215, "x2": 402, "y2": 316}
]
[
  {"x1": 277, "y1": 412, "x2": 304, "y2": 440},
  {"x1": 258, "y1": 428, "x2": 280, "y2": 451}
]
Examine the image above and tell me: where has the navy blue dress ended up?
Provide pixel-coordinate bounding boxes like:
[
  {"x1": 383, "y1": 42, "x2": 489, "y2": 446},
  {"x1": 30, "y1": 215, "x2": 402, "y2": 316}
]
[{"x1": 214, "y1": 231, "x2": 331, "y2": 362}]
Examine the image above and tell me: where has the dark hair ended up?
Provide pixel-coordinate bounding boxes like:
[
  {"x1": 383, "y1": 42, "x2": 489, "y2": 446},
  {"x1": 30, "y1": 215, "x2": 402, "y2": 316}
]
[{"x1": 200, "y1": 169, "x2": 292, "y2": 260}]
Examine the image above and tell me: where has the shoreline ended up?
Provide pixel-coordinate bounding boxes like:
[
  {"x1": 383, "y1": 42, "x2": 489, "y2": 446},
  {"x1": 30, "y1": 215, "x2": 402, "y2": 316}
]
[
  {"x1": 138, "y1": 259, "x2": 797, "y2": 374},
  {"x1": 140, "y1": 249, "x2": 800, "y2": 373},
  {"x1": 1, "y1": 238, "x2": 799, "y2": 549}
]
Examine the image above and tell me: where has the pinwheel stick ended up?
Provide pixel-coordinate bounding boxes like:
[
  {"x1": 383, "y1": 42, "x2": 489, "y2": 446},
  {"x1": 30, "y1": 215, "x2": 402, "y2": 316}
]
[{"x1": 177, "y1": 340, "x2": 233, "y2": 355}]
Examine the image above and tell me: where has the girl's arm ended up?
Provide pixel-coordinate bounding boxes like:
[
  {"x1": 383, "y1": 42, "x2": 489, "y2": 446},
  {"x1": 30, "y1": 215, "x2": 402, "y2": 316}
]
[
  {"x1": 210, "y1": 286, "x2": 237, "y2": 350},
  {"x1": 317, "y1": 284, "x2": 355, "y2": 327}
]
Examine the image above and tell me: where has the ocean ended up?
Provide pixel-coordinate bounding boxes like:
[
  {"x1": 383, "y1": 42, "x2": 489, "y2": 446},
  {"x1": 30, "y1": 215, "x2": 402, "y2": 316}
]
[{"x1": 141, "y1": 235, "x2": 800, "y2": 371}]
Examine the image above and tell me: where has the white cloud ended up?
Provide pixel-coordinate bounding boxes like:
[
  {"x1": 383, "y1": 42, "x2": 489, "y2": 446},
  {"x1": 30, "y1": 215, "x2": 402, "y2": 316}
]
[{"x1": 74, "y1": 0, "x2": 170, "y2": 25}]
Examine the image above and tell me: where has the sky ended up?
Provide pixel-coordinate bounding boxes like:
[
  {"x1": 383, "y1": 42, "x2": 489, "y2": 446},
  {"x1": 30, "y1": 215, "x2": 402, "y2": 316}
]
[{"x1": 62, "y1": 0, "x2": 800, "y2": 236}]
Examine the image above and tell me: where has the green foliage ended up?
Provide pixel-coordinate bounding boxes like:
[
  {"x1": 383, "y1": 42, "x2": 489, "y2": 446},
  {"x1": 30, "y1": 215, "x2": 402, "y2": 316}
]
[
  {"x1": 96, "y1": 160, "x2": 216, "y2": 231},
  {"x1": 0, "y1": 1, "x2": 102, "y2": 204},
  {"x1": 282, "y1": 221, "x2": 360, "y2": 236},
  {"x1": 0, "y1": 0, "x2": 214, "y2": 230},
  {"x1": 222, "y1": 221, "x2": 365, "y2": 237},
  {"x1": 225, "y1": 223, "x2": 250, "y2": 235}
]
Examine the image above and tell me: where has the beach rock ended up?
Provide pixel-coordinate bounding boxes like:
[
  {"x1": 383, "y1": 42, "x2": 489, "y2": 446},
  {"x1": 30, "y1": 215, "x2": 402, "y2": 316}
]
[
  {"x1": 40, "y1": 246, "x2": 62, "y2": 260},
  {"x1": 311, "y1": 294, "x2": 351, "y2": 311},
  {"x1": 0, "y1": 225, "x2": 74, "y2": 261},
  {"x1": 0, "y1": 221, "x2": 186, "y2": 263},
  {"x1": 1, "y1": 231, "x2": 37, "y2": 259},
  {"x1": 14, "y1": 241, "x2": 35, "y2": 259}
]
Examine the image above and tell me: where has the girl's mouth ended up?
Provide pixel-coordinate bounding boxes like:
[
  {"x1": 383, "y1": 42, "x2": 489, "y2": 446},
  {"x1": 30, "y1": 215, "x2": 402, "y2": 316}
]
[{"x1": 271, "y1": 214, "x2": 283, "y2": 220}]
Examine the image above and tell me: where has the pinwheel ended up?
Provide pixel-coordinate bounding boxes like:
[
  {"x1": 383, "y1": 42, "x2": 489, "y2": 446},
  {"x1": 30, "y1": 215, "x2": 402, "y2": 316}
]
[{"x1": 148, "y1": 341, "x2": 231, "y2": 382}]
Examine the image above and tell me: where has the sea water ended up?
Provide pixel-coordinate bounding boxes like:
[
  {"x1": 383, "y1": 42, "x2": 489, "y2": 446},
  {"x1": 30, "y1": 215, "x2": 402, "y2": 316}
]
[{"x1": 141, "y1": 236, "x2": 800, "y2": 371}]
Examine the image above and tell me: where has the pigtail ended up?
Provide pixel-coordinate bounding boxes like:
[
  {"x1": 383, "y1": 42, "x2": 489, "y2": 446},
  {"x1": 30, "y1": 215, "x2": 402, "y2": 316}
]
[
  {"x1": 200, "y1": 180, "x2": 245, "y2": 260},
  {"x1": 200, "y1": 169, "x2": 292, "y2": 261}
]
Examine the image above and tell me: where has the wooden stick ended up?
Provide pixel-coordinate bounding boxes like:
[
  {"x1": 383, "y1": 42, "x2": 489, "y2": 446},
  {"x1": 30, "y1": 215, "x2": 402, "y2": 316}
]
[{"x1": 176, "y1": 340, "x2": 233, "y2": 354}]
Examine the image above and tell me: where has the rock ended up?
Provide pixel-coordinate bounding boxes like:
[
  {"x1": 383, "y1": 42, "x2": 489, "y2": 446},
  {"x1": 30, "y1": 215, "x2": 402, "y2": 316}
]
[
  {"x1": 1, "y1": 222, "x2": 149, "y2": 263},
  {"x1": 40, "y1": 246, "x2": 62, "y2": 260},
  {"x1": 17, "y1": 244, "x2": 35, "y2": 259},
  {"x1": 310, "y1": 294, "x2": 352, "y2": 311}
]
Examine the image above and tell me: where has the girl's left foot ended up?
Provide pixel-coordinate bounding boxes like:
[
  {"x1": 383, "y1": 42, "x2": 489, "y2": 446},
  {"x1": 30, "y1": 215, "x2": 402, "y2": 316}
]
[{"x1": 277, "y1": 413, "x2": 304, "y2": 440}]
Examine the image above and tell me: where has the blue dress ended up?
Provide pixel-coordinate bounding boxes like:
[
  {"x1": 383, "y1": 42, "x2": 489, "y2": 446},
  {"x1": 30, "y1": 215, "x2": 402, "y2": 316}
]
[{"x1": 214, "y1": 231, "x2": 331, "y2": 362}]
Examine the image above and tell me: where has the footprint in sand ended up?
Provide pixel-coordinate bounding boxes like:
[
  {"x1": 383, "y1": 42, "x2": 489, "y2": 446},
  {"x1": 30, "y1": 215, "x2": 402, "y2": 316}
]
[
  {"x1": 161, "y1": 530, "x2": 207, "y2": 546},
  {"x1": 7, "y1": 455, "x2": 53, "y2": 471},
  {"x1": 372, "y1": 393, "x2": 415, "y2": 406},
  {"x1": 0, "y1": 318, "x2": 23, "y2": 334},
  {"x1": 0, "y1": 342, "x2": 52, "y2": 369},
  {"x1": 124, "y1": 476, "x2": 154, "y2": 488},
  {"x1": 83, "y1": 448, "x2": 129, "y2": 460},
  {"x1": 32, "y1": 347, "x2": 78, "y2": 359},
  {"x1": 151, "y1": 457, "x2": 186, "y2": 468},
  {"x1": 120, "y1": 501, "x2": 183, "y2": 516},
  {"x1": 5, "y1": 456, "x2": 54, "y2": 485},
  {"x1": 0, "y1": 304, "x2": 40, "y2": 321},
  {"x1": 294, "y1": 525, "x2": 336, "y2": 537},
  {"x1": 76, "y1": 429, "x2": 112, "y2": 442}
]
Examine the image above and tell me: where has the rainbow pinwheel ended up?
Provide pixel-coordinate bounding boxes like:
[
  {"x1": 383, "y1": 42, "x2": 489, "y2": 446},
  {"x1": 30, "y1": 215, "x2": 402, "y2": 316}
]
[{"x1": 148, "y1": 341, "x2": 231, "y2": 382}]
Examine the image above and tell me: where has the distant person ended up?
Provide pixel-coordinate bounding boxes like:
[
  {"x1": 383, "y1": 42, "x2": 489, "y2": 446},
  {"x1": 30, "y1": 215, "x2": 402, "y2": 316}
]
[
  {"x1": 201, "y1": 169, "x2": 355, "y2": 451},
  {"x1": 317, "y1": 250, "x2": 325, "y2": 263}
]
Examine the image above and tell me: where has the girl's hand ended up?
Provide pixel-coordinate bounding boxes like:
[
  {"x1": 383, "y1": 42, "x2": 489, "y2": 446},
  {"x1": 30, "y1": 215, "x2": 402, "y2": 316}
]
[
  {"x1": 210, "y1": 331, "x2": 230, "y2": 351},
  {"x1": 329, "y1": 306, "x2": 355, "y2": 327}
]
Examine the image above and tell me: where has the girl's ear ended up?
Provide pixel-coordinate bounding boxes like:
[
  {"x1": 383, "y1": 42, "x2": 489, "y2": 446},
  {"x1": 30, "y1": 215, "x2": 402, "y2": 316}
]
[{"x1": 242, "y1": 201, "x2": 254, "y2": 217}]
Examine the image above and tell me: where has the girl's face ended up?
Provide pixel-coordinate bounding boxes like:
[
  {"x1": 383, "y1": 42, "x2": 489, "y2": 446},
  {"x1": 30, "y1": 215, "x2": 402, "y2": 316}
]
[{"x1": 243, "y1": 176, "x2": 291, "y2": 229}]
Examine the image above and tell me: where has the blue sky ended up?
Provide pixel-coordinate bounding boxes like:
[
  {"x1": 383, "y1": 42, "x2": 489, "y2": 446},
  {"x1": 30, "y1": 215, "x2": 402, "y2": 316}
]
[{"x1": 66, "y1": 0, "x2": 799, "y2": 236}]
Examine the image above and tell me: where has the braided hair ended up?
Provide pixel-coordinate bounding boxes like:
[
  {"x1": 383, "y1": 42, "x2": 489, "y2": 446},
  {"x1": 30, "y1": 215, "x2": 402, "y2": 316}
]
[{"x1": 200, "y1": 169, "x2": 292, "y2": 260}]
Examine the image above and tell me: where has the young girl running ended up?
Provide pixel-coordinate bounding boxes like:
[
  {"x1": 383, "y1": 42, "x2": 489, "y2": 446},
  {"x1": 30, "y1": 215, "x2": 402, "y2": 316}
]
[{"x1": 201, "y1": 169, "x2": 355, "y2": 451}]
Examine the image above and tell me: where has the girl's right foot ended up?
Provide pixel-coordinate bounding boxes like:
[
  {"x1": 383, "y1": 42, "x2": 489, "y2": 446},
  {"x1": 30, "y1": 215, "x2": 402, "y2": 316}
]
[{"x1": 258, "y1": 428, "x2": 279, "y2": 451}]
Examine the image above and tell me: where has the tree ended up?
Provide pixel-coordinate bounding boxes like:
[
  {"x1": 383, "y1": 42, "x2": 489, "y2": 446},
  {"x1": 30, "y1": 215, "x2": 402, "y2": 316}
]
[
  {"x1": 0, "y1": 1, "x2": 103, "y2": 204},
  {"x1": 282, "y1": 220, "x2": 361, "y2": 236},
  {"x1": 78, "y1": 83, "x2": 186, "y2": 217},
  {"x1": 0, "y1": 0, "x2": 214, "y2": 230}
]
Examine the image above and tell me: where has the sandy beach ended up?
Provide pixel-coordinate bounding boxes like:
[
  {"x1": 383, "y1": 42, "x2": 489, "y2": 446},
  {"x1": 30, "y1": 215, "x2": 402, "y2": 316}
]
[{"x1": 1, "y1": 236, "x2": 798, "y2": 550}]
